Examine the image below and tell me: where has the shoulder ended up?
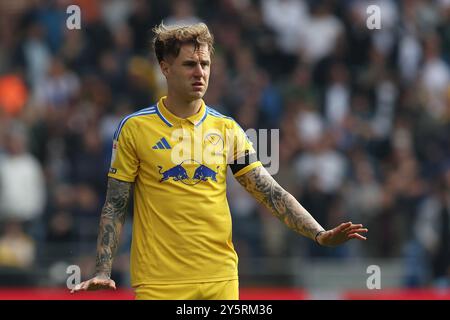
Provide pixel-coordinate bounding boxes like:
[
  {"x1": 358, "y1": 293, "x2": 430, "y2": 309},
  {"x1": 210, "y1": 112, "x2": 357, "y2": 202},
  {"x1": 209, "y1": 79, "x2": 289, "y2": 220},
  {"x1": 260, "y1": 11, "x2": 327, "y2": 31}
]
[
  {"x1": 113, "y1": 105, "x2": 157, "y2": 140},
  {"x1": 206, "y1": 105, "x2": 232, "y2": 120},
  {"x1": 206, "y1": 105, "x2": 249, "y2": 137},
  {"x1": 206, "y1": 105, "x2": 237, "y2": 127}
]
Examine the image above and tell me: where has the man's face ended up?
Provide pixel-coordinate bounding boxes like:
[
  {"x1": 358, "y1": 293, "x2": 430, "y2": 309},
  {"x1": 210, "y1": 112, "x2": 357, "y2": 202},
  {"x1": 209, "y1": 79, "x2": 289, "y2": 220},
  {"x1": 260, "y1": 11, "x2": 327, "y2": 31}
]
[{"x1": 161, "y1": 43, "x2": 211, "y2": 101}]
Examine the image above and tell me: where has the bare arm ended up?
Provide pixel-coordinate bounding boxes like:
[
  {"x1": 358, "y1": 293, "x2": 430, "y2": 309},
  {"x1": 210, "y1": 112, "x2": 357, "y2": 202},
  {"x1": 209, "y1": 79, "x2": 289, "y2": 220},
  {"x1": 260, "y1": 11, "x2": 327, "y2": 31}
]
[
  {"x1": 235, "y1": 166, "x2": 367, "y2": 246},
  {"x1": 71, "y1": 177, "x2": 132, "y2": 292}
]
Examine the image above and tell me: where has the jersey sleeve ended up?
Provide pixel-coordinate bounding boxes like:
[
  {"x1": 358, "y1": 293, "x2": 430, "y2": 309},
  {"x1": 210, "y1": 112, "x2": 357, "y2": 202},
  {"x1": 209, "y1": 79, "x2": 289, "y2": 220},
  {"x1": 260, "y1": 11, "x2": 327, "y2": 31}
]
[
  {"x1": 227, "y1": 120, "x2": 262, "y2": 177},
  {"x1": 108, "y1": 120, "x2": 139, "y2": 182}
]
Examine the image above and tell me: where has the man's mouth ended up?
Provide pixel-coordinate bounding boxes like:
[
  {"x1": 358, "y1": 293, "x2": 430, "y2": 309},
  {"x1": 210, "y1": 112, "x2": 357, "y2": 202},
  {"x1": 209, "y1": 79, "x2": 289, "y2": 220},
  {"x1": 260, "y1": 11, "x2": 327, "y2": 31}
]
[{"x1": 192, "y1": 82, "x2": 204, "y2": 90}]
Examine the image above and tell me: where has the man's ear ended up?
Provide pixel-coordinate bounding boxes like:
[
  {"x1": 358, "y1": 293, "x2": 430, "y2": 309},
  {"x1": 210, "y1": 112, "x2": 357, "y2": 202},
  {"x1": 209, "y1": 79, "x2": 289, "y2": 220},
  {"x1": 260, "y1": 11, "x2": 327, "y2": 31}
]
[{"x1": 160, "y1": 60, "x2": 170, "y2": 77}]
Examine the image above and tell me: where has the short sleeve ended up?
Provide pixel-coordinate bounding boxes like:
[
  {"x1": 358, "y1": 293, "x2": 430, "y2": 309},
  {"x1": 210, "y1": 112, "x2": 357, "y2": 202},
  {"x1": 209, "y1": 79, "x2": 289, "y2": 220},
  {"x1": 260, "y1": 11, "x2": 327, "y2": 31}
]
[
  {"x1": 227, "y1": 120, "x2": 262, "y2": 177},
  {"x1": 108, "y1": 120, "x2": 139, "y2": 182}
]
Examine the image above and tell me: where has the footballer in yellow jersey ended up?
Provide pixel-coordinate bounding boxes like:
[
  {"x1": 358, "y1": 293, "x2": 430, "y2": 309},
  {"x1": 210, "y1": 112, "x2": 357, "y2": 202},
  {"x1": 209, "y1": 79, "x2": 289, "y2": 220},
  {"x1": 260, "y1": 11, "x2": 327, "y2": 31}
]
[
  {"x1": 108, "y1": 96, "x2": 262, "y2": 286},
  {"x1": 71, "y1": 22, "x2": 367, "y2": 299}
]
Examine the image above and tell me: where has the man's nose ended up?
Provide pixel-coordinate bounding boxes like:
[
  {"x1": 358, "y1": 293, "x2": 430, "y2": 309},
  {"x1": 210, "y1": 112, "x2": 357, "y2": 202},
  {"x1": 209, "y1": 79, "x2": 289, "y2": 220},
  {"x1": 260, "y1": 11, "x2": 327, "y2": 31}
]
[{"x1": 193, "y1": 63, "x2": 205, "y2": 77}]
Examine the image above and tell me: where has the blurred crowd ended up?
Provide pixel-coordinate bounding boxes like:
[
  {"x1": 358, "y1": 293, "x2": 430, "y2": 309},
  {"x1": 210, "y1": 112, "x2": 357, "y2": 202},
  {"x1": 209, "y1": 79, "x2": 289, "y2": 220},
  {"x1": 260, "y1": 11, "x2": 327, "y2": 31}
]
[{"x1": 0, "y1": 0, "x2": 449, "y2": 288}]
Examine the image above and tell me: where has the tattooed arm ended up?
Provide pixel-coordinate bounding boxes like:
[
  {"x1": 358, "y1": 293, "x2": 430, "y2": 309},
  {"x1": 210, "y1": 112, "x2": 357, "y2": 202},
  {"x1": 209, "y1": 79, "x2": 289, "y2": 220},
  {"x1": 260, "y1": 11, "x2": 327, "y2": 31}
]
[
  {"x1": 235, "y1": 166, "x2": 367, "y2": 246},
  {"x1": 95, "y1": 177, "x2": 132, "y2": 277},
  {"x1": 71, "y1": 177, "x2": 132, "y2": 292}
]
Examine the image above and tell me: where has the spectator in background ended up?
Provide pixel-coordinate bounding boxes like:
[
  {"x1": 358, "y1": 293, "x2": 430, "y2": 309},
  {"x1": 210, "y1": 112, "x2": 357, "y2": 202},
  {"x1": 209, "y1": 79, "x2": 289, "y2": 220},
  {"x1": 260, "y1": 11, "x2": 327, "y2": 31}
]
[
  {"x1": 0, "y1": 122, "x2": 46, "y2": 225},
  {"x1": 294, "y1": 132, "x2": 348, "y2": 195},
  {"x1": 101, "y1": 0, "x2": 132, "y2": 33},
  {"x1": 0, "y1": 73, "x2": 28, "y2": 117},
  {"x1": 420, "y1": 33, "x2": 450, "y2": 120},
  {"x1": 300, "y1": 1, "x2": 344, "y2": 64},
  {"x1": 164, "y1": 0, "x2": 201, "y2": 27},
  {"x1": 127, "y1": 0, "x2": 168, "y2": 55},
  {"x1": 324, "y1": 63, "x2": 351, "y2": 128},
  {"x1": 19, "y1": 20, "x2": 52, "y2": 90},
  {"x1": 261, "y1": 0, "x2": 309, "y2": 55},
  {"x1": 412, "y1": 168, "x2": 450, "y2": 287},
  {"x1": 0, "y1": 220, "x2": 36, "y2": 269},
  {"x1": 34, "y1": 57, "x2": 80, "y2": 110},
  {"x1": 0, "y1": 219, "x2": 36, "y2": 287}
]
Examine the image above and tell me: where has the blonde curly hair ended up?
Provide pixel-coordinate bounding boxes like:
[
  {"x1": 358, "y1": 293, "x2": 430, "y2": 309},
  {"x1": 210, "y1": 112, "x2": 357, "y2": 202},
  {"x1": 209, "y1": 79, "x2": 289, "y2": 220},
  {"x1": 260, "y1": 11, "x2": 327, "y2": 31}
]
[{"x1": 152, "y1": 22, "x2": 214, "y2": 63}]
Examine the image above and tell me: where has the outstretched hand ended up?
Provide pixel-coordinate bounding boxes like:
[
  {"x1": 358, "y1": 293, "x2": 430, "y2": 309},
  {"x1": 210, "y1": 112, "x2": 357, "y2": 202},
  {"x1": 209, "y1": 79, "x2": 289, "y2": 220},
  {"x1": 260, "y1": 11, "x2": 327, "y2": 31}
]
[
  {"x1": 70, "y1": 275, "x2": 116, "y2": 293},
  {"x1": 316, "y1": 222, "x2": 368, "y2": 247}
]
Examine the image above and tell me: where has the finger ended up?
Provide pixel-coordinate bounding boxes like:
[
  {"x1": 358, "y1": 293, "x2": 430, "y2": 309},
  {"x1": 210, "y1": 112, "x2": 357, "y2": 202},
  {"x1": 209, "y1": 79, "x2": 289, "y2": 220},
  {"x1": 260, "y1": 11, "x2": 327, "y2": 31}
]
[
  {"x1": 102, "y1": 280, "x2": 116, "y2": 290},
  {"x1": 107, "y1": 284, "x2": 116, "y2": 290},
  {"x1": 71, "y1": 281, "x2": 86, "y2": 293},
  {"x1": 347, "y1": 228, "x2": 368, "y2": 234},
  {"x1": 343, "y1": 224, "x2": 363, "y2": 232},
  {"x1": 83, "y1": 280, "x2": 94, "y2": 290},
  {"x1": 336, "y1": 222, "x2": 352, "y2": 232},
  {"x1": 348, "y1": 233, "x2": 367, "y2": 240},
  {"x1": 70, "y1": 284, "x2": 78, "y2": 294},
  {"x1": 76, "y1": 282, "x2": 86, "y2": 291}
]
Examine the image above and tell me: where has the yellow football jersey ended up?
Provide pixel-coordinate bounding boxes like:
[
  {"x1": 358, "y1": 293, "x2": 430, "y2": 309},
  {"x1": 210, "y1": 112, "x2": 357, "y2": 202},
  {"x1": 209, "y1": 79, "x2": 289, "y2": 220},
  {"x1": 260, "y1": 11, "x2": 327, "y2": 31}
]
[{"x1": 108, "y1": 96, "x2": 261, "y2": 286}]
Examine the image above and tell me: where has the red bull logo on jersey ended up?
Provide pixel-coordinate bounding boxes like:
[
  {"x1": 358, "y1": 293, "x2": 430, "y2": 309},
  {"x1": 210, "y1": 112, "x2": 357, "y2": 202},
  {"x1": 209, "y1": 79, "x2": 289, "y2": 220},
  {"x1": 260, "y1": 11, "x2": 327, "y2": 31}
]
[
  {"x1": 158, "y1": 165, "x2": 189, "y2": 182},
  {"x1": 192, "y1": 165, "x2": 218, "y2": 182},
  {"x1": 158, "y1": 160, "x2": 219, "y2": 186}
]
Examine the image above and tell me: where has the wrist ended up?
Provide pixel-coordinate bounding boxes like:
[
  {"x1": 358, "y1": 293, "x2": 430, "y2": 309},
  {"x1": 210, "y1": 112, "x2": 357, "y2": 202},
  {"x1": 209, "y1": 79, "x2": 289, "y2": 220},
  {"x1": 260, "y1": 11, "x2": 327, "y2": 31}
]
[
  {"x1": 95, "y1": 271, "x2": 111, "y2": 279},
  {"x1": 315, "y1": 230, "x2": 326, "y2": 245}
]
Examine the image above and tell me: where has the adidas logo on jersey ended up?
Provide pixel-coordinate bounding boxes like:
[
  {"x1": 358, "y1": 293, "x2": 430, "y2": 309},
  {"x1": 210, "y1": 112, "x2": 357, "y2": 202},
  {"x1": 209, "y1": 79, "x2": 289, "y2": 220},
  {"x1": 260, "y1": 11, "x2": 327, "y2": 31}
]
[{"x1": 152, "y1": 137, "x2": 171, "y2": 150}]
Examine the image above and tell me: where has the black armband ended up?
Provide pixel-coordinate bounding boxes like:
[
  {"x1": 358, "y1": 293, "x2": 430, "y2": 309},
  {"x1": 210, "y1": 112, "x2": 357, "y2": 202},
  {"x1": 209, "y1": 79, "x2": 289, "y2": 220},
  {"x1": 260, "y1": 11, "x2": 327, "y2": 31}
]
[{"x1": 229, "y1": 151, "x2": 259, "y2": 175}]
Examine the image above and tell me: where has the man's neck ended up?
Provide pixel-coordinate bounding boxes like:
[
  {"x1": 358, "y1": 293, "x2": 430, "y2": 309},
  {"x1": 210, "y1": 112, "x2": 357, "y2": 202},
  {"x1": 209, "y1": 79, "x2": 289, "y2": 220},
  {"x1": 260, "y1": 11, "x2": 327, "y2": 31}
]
[{"x1": 164, "y1": 94, "x2": 202, "y2": 119}]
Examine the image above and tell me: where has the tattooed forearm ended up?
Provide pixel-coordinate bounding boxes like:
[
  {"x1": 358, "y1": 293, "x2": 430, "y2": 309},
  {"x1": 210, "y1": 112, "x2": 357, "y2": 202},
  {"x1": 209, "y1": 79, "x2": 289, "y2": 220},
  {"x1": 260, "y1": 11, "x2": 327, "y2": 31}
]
[
  {"x1": 236, "y1": 166, "x2": 324, "y2": 240},
  {"x1": 95, "y1": 177, "x2": 132, "y2": 277}
]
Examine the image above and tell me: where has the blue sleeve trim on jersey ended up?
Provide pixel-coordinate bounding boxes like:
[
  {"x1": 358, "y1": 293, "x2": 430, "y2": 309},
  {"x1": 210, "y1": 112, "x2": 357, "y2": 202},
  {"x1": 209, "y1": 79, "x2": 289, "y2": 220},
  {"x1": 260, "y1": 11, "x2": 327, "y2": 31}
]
[
  {"x1": 113, "y1": 105, "x2": 157, "y2": 140},
  {"x1": 205, "y1": 106, "x2": 233, "y2": 120}
]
